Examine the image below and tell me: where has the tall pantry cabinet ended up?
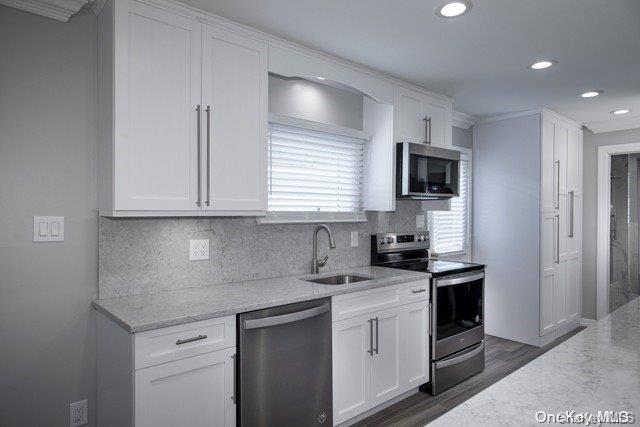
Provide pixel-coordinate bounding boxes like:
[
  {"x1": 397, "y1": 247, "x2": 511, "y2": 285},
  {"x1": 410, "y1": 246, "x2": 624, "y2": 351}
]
[
  {"x1": 473, "y1": 110, "x2": 582, "y2": 347},
  {"x1": 97, "y1": 0, "x2": 268, "y2": 217}
]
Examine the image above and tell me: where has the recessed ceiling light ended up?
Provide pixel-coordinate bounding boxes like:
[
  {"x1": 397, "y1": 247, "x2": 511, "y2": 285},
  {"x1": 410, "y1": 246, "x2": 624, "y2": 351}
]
[
  {"x1": 612, "y1": 109, "x2": 631, "y2": 115},
  {"x1": 529, "y1": 60, "x2": 556, "y2": 70},
  {"x1": 436, "y1": 1, "x2": 472, "y2": 18},
  {"x1": 580, "y1": 90, "x2": 603, "y2": 98},
  {"x1": 317, "y1": 77, "x2": 326, "y2": 80}
]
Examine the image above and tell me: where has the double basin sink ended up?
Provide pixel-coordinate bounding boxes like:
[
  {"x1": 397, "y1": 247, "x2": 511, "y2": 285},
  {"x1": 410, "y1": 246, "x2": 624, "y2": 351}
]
[{"x1": 304, "y1": 274, "x2": 372, "y2": 285}]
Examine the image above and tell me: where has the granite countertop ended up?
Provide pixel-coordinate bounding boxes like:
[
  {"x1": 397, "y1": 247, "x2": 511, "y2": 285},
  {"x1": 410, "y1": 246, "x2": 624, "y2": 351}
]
[
  {"x1": 430, "y1": 297, "x2": 640, "y2": 426},
  {"x1": 92, "y1": 266, "x2": 429, "y2": 333}
]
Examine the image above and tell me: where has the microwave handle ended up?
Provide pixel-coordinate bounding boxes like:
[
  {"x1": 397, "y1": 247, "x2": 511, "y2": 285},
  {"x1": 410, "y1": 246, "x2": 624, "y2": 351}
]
[{"x1": 423, "y1": 116, "x2": 431, "y2": 145}]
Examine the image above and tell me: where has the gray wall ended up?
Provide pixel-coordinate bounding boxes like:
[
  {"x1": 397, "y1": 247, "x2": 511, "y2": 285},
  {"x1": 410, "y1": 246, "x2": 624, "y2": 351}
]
[
  {"x1": 582, "y1": 127, "x2": 640, "y2": 319},
  {"x1": 0, "y1": 7, "x2": 97, "y2": 427},
  {"x1": 269, "y1": 74, "x2": 364, "y2": 129}
]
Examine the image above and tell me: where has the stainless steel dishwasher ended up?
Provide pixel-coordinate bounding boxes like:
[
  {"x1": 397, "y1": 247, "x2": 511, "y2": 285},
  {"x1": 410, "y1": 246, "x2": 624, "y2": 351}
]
[{"x1": 237, "y1": 297, "x2": 332, "y2": 426}]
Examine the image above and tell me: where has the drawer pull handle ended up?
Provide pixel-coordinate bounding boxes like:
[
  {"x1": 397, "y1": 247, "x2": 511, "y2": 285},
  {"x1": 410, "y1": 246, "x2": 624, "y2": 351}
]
[
  {"x1": 175, "y1": 334, "x2": 207, "y2": 345},
  {"x1": 411, "y1": 289, "x2": 426, "y2": 293}
]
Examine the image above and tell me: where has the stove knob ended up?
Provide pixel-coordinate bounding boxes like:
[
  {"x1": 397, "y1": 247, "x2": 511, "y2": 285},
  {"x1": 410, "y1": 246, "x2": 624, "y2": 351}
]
[
  {"x1": 379, "y1": 238, "x2": 387, "y2": 245},
  {"x1": 387, "y1": 236, "x2": 395, "y2": 243}
]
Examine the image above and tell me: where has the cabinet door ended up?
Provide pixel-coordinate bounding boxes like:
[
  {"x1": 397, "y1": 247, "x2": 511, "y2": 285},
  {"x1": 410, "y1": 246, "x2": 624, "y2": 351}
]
[
  {"x1": 401, "y1": 302, "x2": 430, "y2": 389},
  {"x1": 333, "y1": 315, "x2": 372, "y2": 424},
  {"x1": 135, "y1": 347, "x2": 235, "y2": 427},
  {"x1": 540, "y1": 211, "x2": 556, "y2": 336},
  {"x1": 114, "y1": 1, "x2": 201, "y2": 210},
  {"x1": 394, "y1": 88, "x2": 425, "y2": 144},
  {"x1": 566, "y1": 255, "x2": 581, "y2": 321},
  {"x1": 370, "y1": 306, "x2": 403, "y2": 407},
  {"x1": 554, "y1": 124, "x2": 569, "y2": 197},
  {"x1": 567, "y1": 128, "x2": 582, "y2": 196},
  {"x1": 422, "y1": 96, "x2": 451, "y2": 148},
  {"x1": 541, "y1": 118, "x2": 556, "y2": 212},
  {"x1": 201, "y1": 26, "x2": 267, "y2": 212}
]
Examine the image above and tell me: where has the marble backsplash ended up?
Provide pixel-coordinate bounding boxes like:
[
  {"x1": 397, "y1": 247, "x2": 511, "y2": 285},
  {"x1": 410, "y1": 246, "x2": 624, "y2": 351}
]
[{"x1": 99, "y1": 201, "x2": 427, "y2": 298}]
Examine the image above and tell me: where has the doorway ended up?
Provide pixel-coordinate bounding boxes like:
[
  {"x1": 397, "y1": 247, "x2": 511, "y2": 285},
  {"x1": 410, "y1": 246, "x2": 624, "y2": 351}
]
[
  {"x1": 608, "y1": 154, "x2": 640, "y2": 312},
  {"x1": 597, "y1": 142, "x2": 640, "y2": 319}
]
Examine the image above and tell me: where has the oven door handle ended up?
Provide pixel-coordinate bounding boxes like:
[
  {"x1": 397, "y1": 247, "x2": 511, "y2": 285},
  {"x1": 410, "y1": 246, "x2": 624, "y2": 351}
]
[
  {"x1": 435, "y1": 341, "x2": 484, "y2": 369},
  {"x1": 436, "y1": 272, "x2": 485, "y2": 287}
]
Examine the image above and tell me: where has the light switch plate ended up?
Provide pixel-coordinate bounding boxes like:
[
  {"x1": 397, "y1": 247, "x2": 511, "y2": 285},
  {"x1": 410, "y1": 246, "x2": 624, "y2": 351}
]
[
  {"x1": 350, "y1": 231, "x2": 358, "y2": 247},
  {"x1": 33, "y1": 216, "x2": 64, "y2": 242},
  {"x1": 416, "y1": 215, "x2": 425, "y2": 229},
  {"x1": 189, "y1": 239, "x2": 209, "y2": 260}
]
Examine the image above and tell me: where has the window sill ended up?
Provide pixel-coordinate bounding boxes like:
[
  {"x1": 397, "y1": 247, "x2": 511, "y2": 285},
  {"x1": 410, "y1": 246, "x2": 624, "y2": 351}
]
[{"x1": 256, "y1": 211, "x2": 367, "y2": 225}]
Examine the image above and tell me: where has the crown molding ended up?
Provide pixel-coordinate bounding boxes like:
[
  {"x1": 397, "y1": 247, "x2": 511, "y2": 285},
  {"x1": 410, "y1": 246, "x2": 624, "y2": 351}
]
[
  {"x1": 584, "y1": 115, "x2": 640, "y2": 134},
  {"x1": 477, "y1": 108, "x2": 582, "y2": 130},
  {"x1": 0, "y1": 0, "x2": 89, "y2": 21},
  {"x1": 452, "y1": 111, "x2": 477, "y2": 129}
]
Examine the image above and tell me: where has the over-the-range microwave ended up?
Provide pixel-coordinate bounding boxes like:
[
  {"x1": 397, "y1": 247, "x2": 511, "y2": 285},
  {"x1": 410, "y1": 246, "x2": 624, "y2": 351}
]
[{"x1": 396, "y1": 142, "x2": 460, "y2": 199}]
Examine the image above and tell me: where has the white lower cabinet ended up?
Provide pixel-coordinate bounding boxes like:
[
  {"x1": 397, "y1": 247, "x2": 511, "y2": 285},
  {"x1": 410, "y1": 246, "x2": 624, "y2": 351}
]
[
  {"x1": 401, "y1": 302, "x2": 430, "y2": 388},
  {"x1": 97, "y1": 313, "x2": 236, "y2": 427},
  {"x1": 135, "y1": 347, "x2": 236, "y2": 427},
  {"x1": 332, "y1": 283, "x2": 430, "y2": 425},
  {"x1": 332, "y1": 314, "x2": 372, "y2": 423},
  {"x1": 370, "y1": 306, "x2": 403, "y2": 407}
]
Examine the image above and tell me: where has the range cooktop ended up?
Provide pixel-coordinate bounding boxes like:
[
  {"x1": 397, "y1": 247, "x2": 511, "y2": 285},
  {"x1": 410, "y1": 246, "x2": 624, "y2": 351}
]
[
  {"x1": 381, "y1": 258, "x2": 485, "y2": 278},
  {"x1": 370, "y1": 232, "x2": 485, "y2": 277}
]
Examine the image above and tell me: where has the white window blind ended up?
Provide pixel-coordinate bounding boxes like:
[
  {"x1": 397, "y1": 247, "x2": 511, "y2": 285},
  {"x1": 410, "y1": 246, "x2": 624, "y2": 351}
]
[
  {"x1": 267, "y1": 122, "x2": 366, "y2": 214},
  {"x1": 429, "y1": 156, "x2": 471, "y2": 254}
]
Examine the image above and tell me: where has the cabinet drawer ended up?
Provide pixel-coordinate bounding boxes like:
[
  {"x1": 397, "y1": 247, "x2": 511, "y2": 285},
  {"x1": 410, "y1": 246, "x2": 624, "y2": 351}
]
[
  {"x1": 135, "y1": 316, "x2": 235, "y2": 369},
  {"x1": 401, "y1": 280, "x2": 430, "y2": 303},
  {"x1": 332, "y1": 285, "x2": 401, "y2": 322}
]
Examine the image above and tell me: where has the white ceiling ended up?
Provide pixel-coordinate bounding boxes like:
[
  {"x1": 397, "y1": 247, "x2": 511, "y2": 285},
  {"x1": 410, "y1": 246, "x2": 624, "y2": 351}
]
[{"x1": 182, "y1": 0, "x2": 640, "y2": 127}]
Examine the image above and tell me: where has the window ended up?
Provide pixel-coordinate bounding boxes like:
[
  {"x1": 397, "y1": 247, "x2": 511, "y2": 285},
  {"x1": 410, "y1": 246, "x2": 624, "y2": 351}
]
[
  {"x1": 428, "y1": 153, "x2": 471, "y2": 255},
  {"x1": 265, "y1": 120, "x2": 366, "y2": 222}
]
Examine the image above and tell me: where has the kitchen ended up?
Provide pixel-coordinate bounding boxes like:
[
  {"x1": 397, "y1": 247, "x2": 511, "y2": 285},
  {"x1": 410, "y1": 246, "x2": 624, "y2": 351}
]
[{"x1": 1, "y1": 0, "x2": 639, "y2": 426}]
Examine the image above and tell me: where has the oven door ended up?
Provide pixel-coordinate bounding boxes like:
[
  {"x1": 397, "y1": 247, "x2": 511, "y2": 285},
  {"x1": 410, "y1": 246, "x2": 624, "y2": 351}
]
[
  {"x1": 432, "y1": 271, "x2": 484, "y2": 360},
  {"x1": 397, "y1": 143, "x2": 460, "y2": 199}
]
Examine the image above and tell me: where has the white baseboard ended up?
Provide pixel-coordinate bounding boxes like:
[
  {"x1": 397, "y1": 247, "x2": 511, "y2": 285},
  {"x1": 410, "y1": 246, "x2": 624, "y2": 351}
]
[{"x1": 580, "y1": 318, "x2": 596, "y2": 327}]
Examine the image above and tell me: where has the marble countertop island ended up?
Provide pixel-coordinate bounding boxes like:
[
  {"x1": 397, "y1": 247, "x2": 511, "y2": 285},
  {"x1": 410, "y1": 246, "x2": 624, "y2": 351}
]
[
  {"x1": 430, "y1": 297, "x2": 640, "y2": 426},
  {"x1": 92, "y1": 266, "x2": 428, "y2": 333}
]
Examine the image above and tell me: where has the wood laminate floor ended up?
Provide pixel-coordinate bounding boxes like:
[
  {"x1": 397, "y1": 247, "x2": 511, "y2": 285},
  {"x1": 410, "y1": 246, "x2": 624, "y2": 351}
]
[{"x1": 354, "y1": 328, "x2": 586, "y2": 427}]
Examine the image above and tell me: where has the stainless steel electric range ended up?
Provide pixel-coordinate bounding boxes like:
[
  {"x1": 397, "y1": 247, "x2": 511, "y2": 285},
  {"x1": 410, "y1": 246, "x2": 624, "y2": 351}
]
[{"x1": 371, "y1": 232, "x2": 486, "y2": 395}]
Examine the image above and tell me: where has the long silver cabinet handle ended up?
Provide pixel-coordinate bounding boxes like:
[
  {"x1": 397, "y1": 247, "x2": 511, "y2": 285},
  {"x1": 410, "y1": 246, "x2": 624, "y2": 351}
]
[
  {"x1": 205, "y1": 105, "x2": 211, "y2": 207},
  {"x1": 374, "y1": 317, "x2": 379, "y2": 354},
  {"x1": 554, "y1": 160, "x2": 560, "y2": 210},
  {"x1": 555, "y1": 214, "x2": 560, "y2": 264},
  {"x1": 368, "y1": 318, "x2": 374, "y2": 355},
  {"x1": 176, "y1": 334, "x2": 207, "y2": 345},
  {"x1": 231, "y1": 353, "x2": 237, "y2": 403},
  {"x1": 423, "y1": 116, "x2": 431, "y2": 145},
  {"x1": 243, "y1": 303, "x2": 330, "y2": 330},
  {"x1": 568, "y1": 191, "x2": 574, "y2": 238},
  {"x1": 196, "y1": 105, "x2": 202, "y2": 207}
]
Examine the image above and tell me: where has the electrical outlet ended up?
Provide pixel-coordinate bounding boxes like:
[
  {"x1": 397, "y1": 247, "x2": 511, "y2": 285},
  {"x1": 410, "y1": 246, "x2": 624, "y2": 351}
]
[
  {"x1": 350, "y1": 231, "x2": 358, "y2": 247},
  {"x1": 189, "y1": 239, "x2": 209, "y2": 260},
  {"x1": 69, "y1": 399, "x2": 88, "y2": 427}
]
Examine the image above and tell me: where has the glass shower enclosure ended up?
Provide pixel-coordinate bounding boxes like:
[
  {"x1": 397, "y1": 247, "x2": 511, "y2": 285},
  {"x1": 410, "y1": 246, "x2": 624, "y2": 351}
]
[{"x1": 609, "y1": 154, "x2": 640, "y2": 312}]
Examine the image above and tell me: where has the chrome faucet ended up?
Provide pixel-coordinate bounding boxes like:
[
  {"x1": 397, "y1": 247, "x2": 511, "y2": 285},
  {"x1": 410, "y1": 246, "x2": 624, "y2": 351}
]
[{"x1": 312, "y1": 224, "x2": 336, "y2": 274}]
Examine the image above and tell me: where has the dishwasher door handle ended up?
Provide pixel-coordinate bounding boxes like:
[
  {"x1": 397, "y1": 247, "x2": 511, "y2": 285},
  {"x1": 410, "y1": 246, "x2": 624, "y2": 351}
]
[{"x1": 243, "y1": 303, "x2": 330, "y2": 330}]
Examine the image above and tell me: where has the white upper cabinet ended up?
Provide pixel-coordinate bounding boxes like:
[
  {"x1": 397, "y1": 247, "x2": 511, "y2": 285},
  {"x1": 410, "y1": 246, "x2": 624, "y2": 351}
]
[
  {"x1": 394, "y1": 87, "x2": 452, "y2": 148},
  {"x1": 98, "y1": 0, "x2": 267, "y2": 216},
  {"x1": 201, "y1": 25, "x2": 267, "y2": 212},
  {"x1": 112, "y1": 1, "x2": 202, "y2": 211}
]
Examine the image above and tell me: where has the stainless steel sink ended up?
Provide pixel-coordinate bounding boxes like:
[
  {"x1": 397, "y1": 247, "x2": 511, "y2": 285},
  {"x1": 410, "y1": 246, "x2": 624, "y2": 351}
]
[{"x1": 304, "y1": 274, "x2": 372, "y2": 285}]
